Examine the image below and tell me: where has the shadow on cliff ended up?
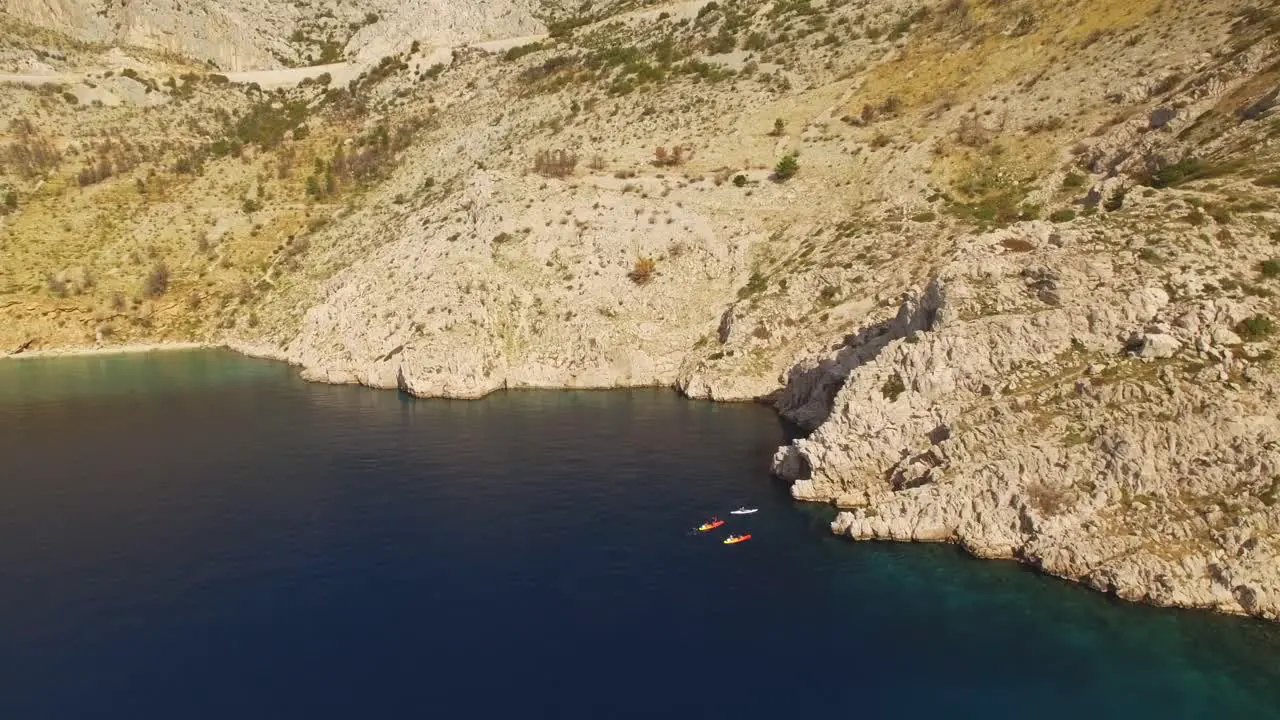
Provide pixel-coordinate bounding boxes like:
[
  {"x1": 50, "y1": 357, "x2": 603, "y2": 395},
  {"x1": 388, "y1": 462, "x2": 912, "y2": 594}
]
[{"x1": 773, "y1": 279, "x2": 946, "y2": 436}]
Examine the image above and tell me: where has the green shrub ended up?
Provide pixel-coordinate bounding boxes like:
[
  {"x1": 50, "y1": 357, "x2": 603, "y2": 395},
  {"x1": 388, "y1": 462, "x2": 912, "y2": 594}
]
[
  {"x1": 881, "y1": 372, "x2": 906, "y2": 401},
  {"x1": 230, "y1": 98, "x2": 310, "y2": 149},
  {"x1": 1260, "y1": 260, "x2": 1280, "y2": 278},
  {"x1": 1237, "y1": 314, "x2": 1274, "y2": 340},
  {"x1": 1049, "y1": 209, "x2": 1076, "y2": 223},
  {"x1": 1062, "y1": 173, "x2": 1085, "y2": 189},
  {"x1": 773, "y1": 154, "x2": 799, "y2": 181},
  {"x1": 1148, "y1": 158, "x2": 1243, "y2": 188},
  {"x1": 744, "y1": 32, "x2": 769, "y2": 51},
  {"x1": 504, "y1": 42, "x2": 543, "y2": 62},
  {"x1": 733, "y1": 174, "x2": 747, "y2": 187}
]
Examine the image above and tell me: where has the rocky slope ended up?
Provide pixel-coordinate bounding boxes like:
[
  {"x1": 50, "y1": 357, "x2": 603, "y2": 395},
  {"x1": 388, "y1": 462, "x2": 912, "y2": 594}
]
[
  {"x1": 3, "y1": 0, "x2": 1280, "y2": 620},
  {"x1": 1, "y1": 0, "x2": 545, "y2": 71}
]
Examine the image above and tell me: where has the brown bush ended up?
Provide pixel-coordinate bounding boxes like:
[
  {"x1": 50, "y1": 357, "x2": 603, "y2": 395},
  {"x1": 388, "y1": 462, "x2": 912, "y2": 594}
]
[
  {"x1": 144, "y1": 262, "x2": 170, "y2": 298},
  {"x1": 45, "y1": 274, "x2": 69, "y2": 298},
  {"x1": 653, "y1": 144, "x2": 692, "y2": 167},
  {"x1": 628, "y1": 257, "x2": 657, "y2": 285},
  {"x1": 533, "y1": 148, "x2": 578, "y2": 178},
  {"x1": 1027, "y1": 481, "x2": 1070, "y2": 516},
  {"x1": 955, "y1": 113, "x2": 1005, "y2": 147}
]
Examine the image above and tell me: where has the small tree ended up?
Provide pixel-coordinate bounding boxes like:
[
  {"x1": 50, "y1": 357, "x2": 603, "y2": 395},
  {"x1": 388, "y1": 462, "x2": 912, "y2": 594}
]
[{"x1": 773, "y1": 154, "x2": 799, "y2": 182}]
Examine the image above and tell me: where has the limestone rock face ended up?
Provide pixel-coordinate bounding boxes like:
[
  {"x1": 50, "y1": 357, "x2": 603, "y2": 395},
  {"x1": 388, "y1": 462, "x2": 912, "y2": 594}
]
[
  {"x1": 4, "y1": 0, "x2": 296, "y2": 70},
  {"x1": 771, "y1": 235, "x2": 1280, "y2": 622},
  {"x1": 275, "y1": 171, "x2": 754, "y2": 398},
  {"x1": 1, "y1": 0, "x2": 543, "y2": 71}
]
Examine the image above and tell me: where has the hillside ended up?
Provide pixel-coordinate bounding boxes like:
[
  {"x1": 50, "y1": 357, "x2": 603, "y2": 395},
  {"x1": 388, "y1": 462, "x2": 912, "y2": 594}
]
[{"x1": 2, "y1": 0, "x2": 1280, "y2": 620}]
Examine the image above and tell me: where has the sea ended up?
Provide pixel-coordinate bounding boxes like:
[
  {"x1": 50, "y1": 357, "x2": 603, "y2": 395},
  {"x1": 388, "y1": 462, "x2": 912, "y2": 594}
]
[{"x1": 0, "y1": 350, "x2": 1277, "y2": 719}]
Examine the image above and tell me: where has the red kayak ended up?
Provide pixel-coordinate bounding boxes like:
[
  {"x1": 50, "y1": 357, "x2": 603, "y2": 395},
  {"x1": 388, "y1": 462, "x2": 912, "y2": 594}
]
[
  {"x1": 697, "y1": 518, "x2": 725, "y2": 532},
  {"x1": 723, "y1": 534, "x2": 752, "y2": 545}
]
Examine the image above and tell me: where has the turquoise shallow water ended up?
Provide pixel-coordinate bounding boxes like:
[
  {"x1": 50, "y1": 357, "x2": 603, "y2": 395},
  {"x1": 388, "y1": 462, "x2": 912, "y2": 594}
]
[{"x1": 0, "y1": 350, "x2": 1278, "y2": 719}]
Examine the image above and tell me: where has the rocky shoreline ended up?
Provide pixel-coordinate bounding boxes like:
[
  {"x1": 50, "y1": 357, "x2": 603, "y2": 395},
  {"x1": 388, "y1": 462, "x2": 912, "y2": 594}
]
[{"x1": 769, "y1": 234, "x2": 1280, "y2": 623}]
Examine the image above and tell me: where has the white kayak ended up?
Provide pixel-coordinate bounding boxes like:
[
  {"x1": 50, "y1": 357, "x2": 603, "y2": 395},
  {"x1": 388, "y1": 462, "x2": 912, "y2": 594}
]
[{"x1": 730, "y1": 507, "x2": 758, "y2": 515}]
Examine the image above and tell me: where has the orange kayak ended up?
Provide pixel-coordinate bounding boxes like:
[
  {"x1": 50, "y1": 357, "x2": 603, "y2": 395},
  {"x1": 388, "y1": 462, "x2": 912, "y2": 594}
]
[
  {"x1": 697, "y1": 519, "x2": 726, "y2": 532},
  {"x1": 723, "y1": 534, "x2": 752, "y2": 545}
]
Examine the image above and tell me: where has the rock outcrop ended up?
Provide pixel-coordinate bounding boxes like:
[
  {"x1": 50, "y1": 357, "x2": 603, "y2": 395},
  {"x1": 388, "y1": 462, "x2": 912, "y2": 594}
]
[{"x1": 771, "y1": 224, "x2": 1280, "y2": 621}]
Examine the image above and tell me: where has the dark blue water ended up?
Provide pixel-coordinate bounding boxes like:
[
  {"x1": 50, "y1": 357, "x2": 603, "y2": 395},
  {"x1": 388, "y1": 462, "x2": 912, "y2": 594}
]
[{"x1": 1, "y1": 351, "x2": 1278, "y2": 719}]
